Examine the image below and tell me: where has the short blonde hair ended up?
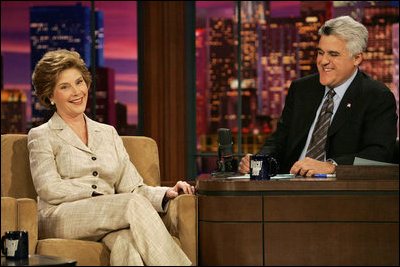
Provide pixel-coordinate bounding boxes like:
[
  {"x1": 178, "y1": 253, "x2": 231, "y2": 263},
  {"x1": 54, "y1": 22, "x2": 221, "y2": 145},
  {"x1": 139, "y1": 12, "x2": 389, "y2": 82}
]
[{"x1": 32, "y1": 49, "x2": 92, "y2": 109}]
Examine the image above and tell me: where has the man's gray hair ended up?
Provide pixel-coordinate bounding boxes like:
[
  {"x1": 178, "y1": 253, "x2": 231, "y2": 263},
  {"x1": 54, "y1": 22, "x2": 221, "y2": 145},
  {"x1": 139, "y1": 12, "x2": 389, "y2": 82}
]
[{"x1": 318, "y1": 16, "x2": 368, "y2": 57}]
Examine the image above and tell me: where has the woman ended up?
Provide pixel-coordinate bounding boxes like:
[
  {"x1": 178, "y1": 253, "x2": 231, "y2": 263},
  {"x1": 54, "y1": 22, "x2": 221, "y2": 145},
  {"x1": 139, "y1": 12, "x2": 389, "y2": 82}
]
[{"x1": 28, "y1": 49, "x2": 194, "y2": 265}]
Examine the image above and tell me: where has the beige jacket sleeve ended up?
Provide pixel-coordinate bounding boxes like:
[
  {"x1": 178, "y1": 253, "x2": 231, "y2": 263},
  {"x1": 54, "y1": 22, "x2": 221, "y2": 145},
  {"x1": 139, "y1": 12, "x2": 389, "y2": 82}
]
[{"x1": 111, "y1": 126, "x2": 169, "y2": 212}]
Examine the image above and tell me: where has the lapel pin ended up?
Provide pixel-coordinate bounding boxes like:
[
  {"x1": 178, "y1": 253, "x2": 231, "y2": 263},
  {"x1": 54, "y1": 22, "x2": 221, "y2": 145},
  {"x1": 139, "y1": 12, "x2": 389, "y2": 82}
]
[{"x1": 346, "y1": 103, "x2": 351, "y2": 108}]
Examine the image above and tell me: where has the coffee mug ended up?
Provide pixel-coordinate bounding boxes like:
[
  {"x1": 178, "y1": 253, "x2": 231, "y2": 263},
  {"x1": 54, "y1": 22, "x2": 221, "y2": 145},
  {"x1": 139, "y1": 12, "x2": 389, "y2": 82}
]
[
  {"x1": 1, "y1": 231, "x2": 29, "y2": 259},
  {"x1": 250, "y1": 154, "x2": 279, "y2": 180}
]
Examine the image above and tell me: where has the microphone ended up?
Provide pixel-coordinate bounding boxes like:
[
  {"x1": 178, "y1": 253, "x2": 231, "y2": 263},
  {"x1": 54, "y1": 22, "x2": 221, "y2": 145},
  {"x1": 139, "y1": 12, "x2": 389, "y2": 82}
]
[{"x1": 212, "y1": 128, "x2": 238, "y2": 178}]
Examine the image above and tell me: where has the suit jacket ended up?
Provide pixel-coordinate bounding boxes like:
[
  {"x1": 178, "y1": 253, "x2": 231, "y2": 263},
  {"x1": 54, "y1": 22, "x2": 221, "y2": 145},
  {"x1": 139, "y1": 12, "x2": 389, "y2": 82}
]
[
  {"x1": 259, "y1": 70, "x2": 397, "y2": 173},
  {"x1": 28, "y1": 112, "x2": 168, "y2": 212}
]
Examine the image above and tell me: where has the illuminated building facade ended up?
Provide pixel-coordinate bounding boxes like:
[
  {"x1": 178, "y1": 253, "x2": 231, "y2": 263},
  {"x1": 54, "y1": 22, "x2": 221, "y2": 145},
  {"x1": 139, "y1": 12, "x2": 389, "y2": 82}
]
[
  {"x1": 29, "y1": 4, "x2": 104, "y2": 126},
  {"x1": 208, "y1": 18, "x2": 236, "y2": 132},
  {"x1": 85, "y1": 66, "x2": 116, "y2": 127},
  {"x1": 361, "y1": 6, "x2": 398, "y2": 93},
  {"x1": 259, "y1": 17, "x2": 300, "y2": 117},
  {"x1": 1, "y1": 89, "x2": 27, "y2": 134}
]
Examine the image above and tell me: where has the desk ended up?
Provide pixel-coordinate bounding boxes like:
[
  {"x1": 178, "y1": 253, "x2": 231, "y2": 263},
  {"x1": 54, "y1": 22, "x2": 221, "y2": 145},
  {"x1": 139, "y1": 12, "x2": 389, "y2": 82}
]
[
  {"x1": 196, "y1": 167, "x2": 399, "y2": 266},
  {"x1": 1, "y1": 255, "x2": 77, "y2": 266}
]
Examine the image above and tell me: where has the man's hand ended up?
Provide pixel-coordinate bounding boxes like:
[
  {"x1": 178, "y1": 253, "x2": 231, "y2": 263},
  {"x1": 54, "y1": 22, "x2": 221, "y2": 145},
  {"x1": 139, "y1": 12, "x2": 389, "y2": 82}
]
[
  {"x1": 164, "y1": 180, "x2": 195, "y2": 201},
  {"x1": 238, "y1": 153, "x2": 252, "y2": 174},
  {"x1": 290, "y1": 157, "x2": 336, "y2": 177}
]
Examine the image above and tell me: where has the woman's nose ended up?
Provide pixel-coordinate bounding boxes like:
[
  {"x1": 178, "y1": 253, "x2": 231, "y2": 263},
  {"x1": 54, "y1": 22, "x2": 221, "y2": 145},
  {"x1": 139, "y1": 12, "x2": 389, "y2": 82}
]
[{"x1": 71, "y1": 84, "x2": 79, "y2": 94}]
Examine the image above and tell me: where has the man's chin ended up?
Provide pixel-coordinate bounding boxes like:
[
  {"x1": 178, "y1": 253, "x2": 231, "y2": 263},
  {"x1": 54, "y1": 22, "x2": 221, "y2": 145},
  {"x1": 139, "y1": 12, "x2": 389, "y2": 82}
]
[{"x1": 319, "y1": 79, "x2": 329, "y2": 87}]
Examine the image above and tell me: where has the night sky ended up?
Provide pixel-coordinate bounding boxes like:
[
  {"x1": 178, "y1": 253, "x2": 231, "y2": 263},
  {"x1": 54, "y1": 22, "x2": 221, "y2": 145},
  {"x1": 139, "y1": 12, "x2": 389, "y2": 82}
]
[{"x1": 1, "y1": 1, "x2": 300, "y2": 124}]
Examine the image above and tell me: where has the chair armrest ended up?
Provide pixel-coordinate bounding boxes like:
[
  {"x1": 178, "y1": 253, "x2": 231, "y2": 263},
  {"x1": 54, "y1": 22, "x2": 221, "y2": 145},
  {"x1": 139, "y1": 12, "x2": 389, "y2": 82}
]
[
  {"x1": 17, "y1": 198, "x2": 38, "y2": 255},
  {"x1": 1, "y1": 197, "x2": 38, "y2": 255},
  {"x1": 161, "y1": 194, "x2": 198, "y2": 265},
  {"x1": 1, "y1": 197, "x2": 18, "y2": 233},
  {"x1": 37, "y1": 238, "x2": 110, "y2": 266},
  {"x1": 1, "y1": 197, "x2": 17, "y2": 257}
]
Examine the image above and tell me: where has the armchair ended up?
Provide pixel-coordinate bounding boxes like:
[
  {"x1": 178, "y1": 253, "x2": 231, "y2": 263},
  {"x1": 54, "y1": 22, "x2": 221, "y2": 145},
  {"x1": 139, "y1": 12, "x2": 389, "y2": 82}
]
[{"x1": 1, "y1": 134, "x2": 197, "y2": 266}]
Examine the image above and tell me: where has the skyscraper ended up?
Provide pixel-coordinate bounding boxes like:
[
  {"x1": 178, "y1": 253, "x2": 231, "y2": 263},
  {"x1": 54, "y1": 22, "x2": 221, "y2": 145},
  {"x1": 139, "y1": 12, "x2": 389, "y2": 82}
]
[
  {"x1": 1, "y1": 89, "x2": 27, "y2": 134},
  {"x1": 29, "y1": 3, "x2": 104, "y2": 126},
  {"x1": 85, "y1": 66, "x2": 116, "y2": 127},
  {"x1": 361, "y1": 6, "x2": 398, "y2": 93},
  {"x1": 208, "y1": 18, "x2": 236, "y2": 132}
]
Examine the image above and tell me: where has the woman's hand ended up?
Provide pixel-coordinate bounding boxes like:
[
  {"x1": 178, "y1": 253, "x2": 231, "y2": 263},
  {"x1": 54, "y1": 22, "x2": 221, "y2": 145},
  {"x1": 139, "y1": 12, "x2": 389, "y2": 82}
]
[{"x1": 164, "y1": 180, "x2": 195, "y2": 201}]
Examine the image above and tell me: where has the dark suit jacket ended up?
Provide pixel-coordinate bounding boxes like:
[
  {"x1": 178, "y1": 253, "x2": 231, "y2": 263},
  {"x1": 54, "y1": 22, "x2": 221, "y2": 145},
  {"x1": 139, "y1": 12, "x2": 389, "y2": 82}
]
[{"x1": 259, "y1": 70, "x2": 397, "y2": 173}]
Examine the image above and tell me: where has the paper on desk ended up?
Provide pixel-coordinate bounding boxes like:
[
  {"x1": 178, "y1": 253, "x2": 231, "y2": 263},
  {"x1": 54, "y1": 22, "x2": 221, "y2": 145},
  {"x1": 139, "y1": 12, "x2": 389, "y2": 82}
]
[
  {"x1": 271, "y1": 174, "x2": 294, "y2": 179},
  {"x1": 353, "y1": 157, "x2": 396, "y2": 166},
  {"x1": 225, "y1": 174, "x2": 294, "y2": 179},
  {"x1": 226, "y1": 174, "x2": 250, "y2": 179}
]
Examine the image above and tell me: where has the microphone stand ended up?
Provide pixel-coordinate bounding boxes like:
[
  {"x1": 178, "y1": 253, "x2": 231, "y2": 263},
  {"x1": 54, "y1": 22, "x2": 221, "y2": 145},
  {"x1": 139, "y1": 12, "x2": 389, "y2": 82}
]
[{"x1": 211, "y1": 149, "x2": 238, "y2": 178}]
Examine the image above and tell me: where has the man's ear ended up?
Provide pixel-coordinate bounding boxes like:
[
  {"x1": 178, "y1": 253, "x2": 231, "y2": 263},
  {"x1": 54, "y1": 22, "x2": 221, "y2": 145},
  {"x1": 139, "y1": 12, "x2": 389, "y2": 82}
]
[{"x1": 354, "y1": 52, "x2": 363, "y2": 67}]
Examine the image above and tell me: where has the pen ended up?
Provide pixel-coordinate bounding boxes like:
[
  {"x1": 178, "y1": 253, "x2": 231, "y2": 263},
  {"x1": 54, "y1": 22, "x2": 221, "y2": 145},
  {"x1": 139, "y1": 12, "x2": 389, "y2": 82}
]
[{"x1": 312, "y1": 174, "x2": 336, "y2": 178}]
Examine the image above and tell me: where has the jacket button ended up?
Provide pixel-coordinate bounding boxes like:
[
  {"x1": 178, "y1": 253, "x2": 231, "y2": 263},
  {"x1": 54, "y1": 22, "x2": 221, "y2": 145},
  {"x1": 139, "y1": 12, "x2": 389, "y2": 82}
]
[
  {"x1": 93, "y1": 171, "x2": 98, "y2": 176},
  {"x1": 91, "y1": 156, "x2": 97, "y2": 161},
  {"x1": 92, "y1": 184, "x2": 97, "y2": 189}
]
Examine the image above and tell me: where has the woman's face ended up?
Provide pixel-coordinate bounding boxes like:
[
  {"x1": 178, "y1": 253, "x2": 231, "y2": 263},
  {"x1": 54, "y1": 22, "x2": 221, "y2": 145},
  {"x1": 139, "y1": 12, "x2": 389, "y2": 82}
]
[{"x1": 49, "y1": 68, "x2": 88, "y2": 120}]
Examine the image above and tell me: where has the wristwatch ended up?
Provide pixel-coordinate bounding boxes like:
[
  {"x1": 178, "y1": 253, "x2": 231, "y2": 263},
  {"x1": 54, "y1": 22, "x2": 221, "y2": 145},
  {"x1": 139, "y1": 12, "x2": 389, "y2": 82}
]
[{"x1": 326, "y1": 158, "x2": 338, "y2": 166}]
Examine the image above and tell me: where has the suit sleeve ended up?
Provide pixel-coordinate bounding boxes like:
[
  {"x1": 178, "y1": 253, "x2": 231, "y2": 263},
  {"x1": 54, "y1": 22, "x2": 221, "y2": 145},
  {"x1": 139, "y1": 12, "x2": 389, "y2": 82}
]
[
  {"x1": 28, "y1": 128, "x2": 93, "y2": 205},
  {"x1": 112, "y1": 128, "x2": 168, "y2": 212}
]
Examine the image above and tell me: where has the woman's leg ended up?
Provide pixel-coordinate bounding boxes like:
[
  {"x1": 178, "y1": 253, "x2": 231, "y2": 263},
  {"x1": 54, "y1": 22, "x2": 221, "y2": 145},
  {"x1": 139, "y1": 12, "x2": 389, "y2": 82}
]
[
  {"x1": 125, "y1": 193, "x2": 191, "y2": 266},
  {"x1": 102, "y1": 229, "x2": 143, "y2": 266},
  {"x1": 39, "y1": 192, "x2": 191, "y2": 266}
]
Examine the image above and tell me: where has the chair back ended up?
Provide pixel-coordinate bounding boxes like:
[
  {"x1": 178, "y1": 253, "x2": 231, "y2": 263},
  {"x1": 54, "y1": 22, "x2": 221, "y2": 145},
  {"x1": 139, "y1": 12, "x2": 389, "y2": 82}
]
[
  {"x1": 1, "y1": 134, "x2": 161, "y2": 199},
  {"x1": 1, "y1": 134, "x2": 35, "y2": 199},
  {"x1": 121, "y1": 135, "x2": 161, "y2": 186}
]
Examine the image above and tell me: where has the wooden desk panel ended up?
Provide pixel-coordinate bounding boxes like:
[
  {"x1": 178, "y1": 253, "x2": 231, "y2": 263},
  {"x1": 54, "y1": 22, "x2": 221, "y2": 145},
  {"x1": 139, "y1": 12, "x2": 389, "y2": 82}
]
[
  {"x1": 263, "y1": 194, "x2": 399, "y2": 221},
  {"x1": 199, "y1": 221, "x2": 263, "y2": 266},
  {"x1": 264, "y1": 222, "x2": 399, "y2": 266},
  {"x1": 199, "y1": 195, "x2": 262, "y2": 221}
]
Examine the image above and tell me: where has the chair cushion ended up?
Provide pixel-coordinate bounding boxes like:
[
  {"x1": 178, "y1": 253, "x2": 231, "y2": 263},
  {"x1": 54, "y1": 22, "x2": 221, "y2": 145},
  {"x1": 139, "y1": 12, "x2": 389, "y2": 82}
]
[{"x1": 37, "y1": 238, "x2": 110, "y2": 266}]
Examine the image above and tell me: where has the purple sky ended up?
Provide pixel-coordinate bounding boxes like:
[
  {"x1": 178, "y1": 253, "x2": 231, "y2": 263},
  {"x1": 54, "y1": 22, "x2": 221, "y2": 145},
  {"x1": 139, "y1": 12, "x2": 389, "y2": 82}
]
[
  {"x1": 1, "y1": 1, "x2": 138, "y2": 124},
  {"x1": 1, "y1": 1, "x2": 300, "y2": 125}
]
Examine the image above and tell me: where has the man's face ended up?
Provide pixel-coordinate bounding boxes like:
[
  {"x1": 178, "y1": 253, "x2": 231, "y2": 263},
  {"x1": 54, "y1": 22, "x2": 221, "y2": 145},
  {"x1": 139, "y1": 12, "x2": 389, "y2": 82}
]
[{"x1": 317, "y1": 35, "x2": 362, "y2": 88}]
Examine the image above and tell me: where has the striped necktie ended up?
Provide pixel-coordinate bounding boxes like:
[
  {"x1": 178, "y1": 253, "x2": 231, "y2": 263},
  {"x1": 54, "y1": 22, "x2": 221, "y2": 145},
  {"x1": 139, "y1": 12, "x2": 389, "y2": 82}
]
[{"x1": 306, "y1": 89, "x2": 336, "y2": 161}]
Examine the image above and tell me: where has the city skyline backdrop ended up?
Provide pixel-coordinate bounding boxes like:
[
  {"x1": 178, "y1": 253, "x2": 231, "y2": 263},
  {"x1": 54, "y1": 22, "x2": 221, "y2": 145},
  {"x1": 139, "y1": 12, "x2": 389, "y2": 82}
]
[
  {"x1": 2, "y1": 1, "x2": 399, "y2": 136},
  {"x1": 1, "y1": 1, "x2": 303, "y2": 126},
  {"x1": 1, "y1": 1, "x2": 138, "y2": 124}
]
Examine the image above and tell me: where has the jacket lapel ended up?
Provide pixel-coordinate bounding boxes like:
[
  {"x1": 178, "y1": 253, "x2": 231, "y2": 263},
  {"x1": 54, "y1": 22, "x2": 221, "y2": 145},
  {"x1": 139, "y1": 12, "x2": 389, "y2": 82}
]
[
  {"x1": 291, "y1": 82, "x2": 325, "y2": 152},
  {"x1": 328, "y1": 71, "x2": 362, "y2": 137},
  {"x1": 48, "y1": 112, "x2": 92, "y2": 153},
  {"x1": 85, "y1": 114, "x2": 103, "y2": 152}
]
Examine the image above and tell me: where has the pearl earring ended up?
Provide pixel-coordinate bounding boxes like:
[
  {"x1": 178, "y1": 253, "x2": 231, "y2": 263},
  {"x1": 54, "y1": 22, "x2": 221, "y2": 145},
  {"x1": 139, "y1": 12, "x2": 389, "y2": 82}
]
[{"x1": 51, "y1": 101, "x2": 55, "y2": 105}]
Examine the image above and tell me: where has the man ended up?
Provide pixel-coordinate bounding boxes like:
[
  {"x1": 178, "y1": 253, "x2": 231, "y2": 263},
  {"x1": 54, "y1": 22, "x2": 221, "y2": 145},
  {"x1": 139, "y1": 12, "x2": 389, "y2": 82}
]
[{"x1": 239, "y1": 16, "x2": 397, "y2": 177}]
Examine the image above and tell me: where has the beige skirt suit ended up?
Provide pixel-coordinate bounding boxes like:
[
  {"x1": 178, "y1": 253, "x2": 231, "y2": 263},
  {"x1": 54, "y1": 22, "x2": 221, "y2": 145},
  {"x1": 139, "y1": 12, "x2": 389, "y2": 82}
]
[{"x1": 27, "y1": 112, "x2": 190, "y2": 266}]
